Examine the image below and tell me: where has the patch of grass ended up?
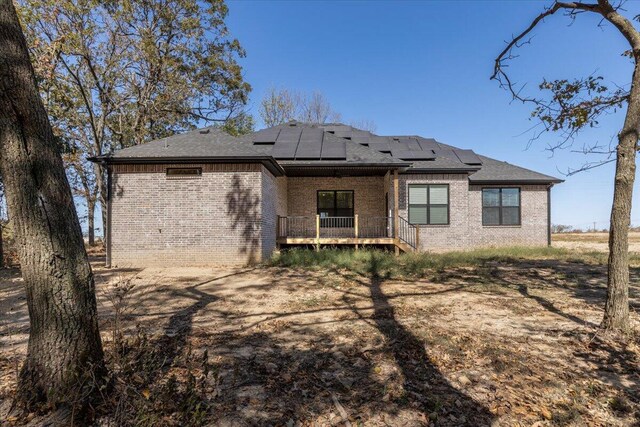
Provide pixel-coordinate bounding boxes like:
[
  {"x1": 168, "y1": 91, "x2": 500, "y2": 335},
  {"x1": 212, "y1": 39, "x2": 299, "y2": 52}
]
[{"x1": 269, "y1": 246, "x2": 611, "y2": 279}]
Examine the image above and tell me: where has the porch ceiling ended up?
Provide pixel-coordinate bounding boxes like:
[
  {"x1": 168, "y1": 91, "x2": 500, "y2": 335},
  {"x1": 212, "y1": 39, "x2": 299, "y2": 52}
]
[{"x1": 283, "y1": 165, "x2": 400, "y2": 177}]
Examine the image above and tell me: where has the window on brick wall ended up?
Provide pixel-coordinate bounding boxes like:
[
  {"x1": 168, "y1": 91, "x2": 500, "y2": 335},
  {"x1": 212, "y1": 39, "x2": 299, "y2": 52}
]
[
  {"x1": 166, "y1": 167, "x2": 202, "y2": 178},
  {"x1": 317, "y1": 190, "x2": 354, "y2": 227},
  {"x1": 408, "y1": 184, "x2": 449, "y2": 225},
  {"x1": 482, "y1": 188, "x2": 521, "y2": 225}
]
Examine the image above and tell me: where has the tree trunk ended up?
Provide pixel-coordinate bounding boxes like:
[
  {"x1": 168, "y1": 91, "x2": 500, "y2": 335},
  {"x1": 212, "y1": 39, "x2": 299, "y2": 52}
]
[
  {"x1": 0, "y1": 0, "x2": 105, "y2": 416},
  {"x1": 602, "y1": 63, "x2": 640, "y2": 332},
  {"x1": 87, "y1": 197, "x2": 95, "y2": 246},
  {"x1": 0, "y1": 219, "x2": 4, "y2": 269},
  {"x1": 95, "y1": 161, "x2": 108, "y2": 248}
]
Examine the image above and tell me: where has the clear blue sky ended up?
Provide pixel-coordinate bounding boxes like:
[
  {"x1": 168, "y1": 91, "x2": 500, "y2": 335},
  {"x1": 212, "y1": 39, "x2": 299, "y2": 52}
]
[{"x1": 224, "y1": 0, "x2": 640, "y2": 230}]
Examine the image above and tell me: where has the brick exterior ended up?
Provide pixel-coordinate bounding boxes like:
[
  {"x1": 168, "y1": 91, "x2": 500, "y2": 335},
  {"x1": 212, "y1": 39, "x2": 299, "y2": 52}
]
[
  {"x1": 286, "y1": 176, "x2": 386, "y2": 217},
  {"x1": 109, "y1": 166, "x2": 550, "y2": 267},
  {"x1": 399, "y1": 174, "x2": 471, "y2": 251},
  {"x1": 109, "y1": 163, "x2": 279, "y2": 267},
  {"x1": 467, "y1": 184, "x2": 549, "y2": 247},
  {"x1": 399, "y1": 174, "x2": 549, "y2": 251}
]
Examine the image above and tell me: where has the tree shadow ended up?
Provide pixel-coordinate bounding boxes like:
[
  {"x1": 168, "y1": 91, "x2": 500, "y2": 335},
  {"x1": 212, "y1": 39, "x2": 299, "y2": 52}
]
[
  {"x1": 354, "y1": 253, "x2": 494, "y2": 425},
  {"x1": 226, "y1": 174, "x2": 261, "y2": 265},
  {"x1": 429, "y1": 259, "x2": 640, "y2": 422}
]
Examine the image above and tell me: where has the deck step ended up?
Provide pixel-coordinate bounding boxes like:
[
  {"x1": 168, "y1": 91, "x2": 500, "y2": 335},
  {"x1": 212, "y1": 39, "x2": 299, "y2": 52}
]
[{"x1": 395, "y1": 241, "x2": 415, "y2": 253}]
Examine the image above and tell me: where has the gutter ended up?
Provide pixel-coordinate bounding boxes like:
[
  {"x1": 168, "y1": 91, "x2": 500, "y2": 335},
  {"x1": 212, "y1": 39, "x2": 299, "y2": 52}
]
[
  {"x1": 469, "y1": 179, "x2": 564, "y2": 185},
  {"x1": 88, "y1": 155, "x2": 286, "y2": 177}
]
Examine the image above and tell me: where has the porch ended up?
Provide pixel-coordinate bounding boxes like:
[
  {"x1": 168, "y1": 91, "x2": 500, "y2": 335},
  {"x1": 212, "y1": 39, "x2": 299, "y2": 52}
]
[
  {"x1": 276, "y1": 214, "x2": 419, "y2": 252},
  {"x1": 276, "y1": 168, "x2": 418, "y2": 253}
]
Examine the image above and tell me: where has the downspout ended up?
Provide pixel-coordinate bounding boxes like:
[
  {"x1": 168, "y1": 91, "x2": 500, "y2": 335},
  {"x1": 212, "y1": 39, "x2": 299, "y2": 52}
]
[
  {"x1": 547, "y1": 184, "x2": 552, "y2": 247},
  {"x1": 105, "y1": 163, "x2": 113, "y2": 268}
]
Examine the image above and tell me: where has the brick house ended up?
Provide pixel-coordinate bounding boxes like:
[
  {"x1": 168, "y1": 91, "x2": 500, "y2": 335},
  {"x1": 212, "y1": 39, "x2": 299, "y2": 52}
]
[{"x1": 91, "y1": 122, "x2": 562, "y2": 267}]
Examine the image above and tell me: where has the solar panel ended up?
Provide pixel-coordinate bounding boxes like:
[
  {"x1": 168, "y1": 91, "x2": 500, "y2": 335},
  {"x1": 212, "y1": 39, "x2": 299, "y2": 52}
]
[
  {"x1": 417, "y1": 138, "x2": 439, "y2": 151},
  {"x1": 295, "y1": 129, "x2": 323, "y2": 159},
  {"x1": 399, "y1": 138, "x2": 421, "y2": 151},
  {"x1": 271, "y1": 140, "x2": 298, "y2": 159},
  {"x1": 368, "y1": 141, "x2": 390, "y2": 152},
  {"x1": 351, "y1": 130, "x2": 370, "y2": 138},
  {"x1": 454, "y1": 149, "x2": 482, "y2": 165},
  {"x1": 352, "y1": 136, "x2": 371, "y2": 144},
  {"x1": 252, "y1": 128, "x2": 280, "y2": 144},
  {"x1": 411, "y1": 151, "x2": 436, "y2": 160},
  {"x1": 391, "y1": 150, "x2": 433, "y2": 160},
  {"x1": 321, "y1": 140, "x2": 346, "y2": 159},
  {"x1": 299, "y1": 128, "x2": 324, "y2": 143},
  {"x1": 276, "y1": 128, "x2": 302, "y2": 143},
  {"x1": 433, "y1": 149, "x2": 458, "y2": 160},
  {"x1": 334, "y1": 131, "x2": 353, "y2": 139},
  {"x1": 370, "y1": 136, "x2": 391, "y2": 144}
]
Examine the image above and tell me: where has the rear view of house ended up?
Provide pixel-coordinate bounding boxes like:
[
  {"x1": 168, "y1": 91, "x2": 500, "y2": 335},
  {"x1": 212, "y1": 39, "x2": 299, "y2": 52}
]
[{"x1": 92, "y1": 122, "x2": 562, "y2": 267}]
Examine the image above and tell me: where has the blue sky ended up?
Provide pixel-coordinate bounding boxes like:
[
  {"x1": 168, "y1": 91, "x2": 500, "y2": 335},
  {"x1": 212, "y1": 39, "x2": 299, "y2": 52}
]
[{"x1": 224, "y1": 0, "x2": 640, "y2": 230}]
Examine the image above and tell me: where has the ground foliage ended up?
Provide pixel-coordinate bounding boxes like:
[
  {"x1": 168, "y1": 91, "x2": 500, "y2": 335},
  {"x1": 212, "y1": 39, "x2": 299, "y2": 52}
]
[{"x1": 1, "y1": 246, "x2": 639, "y2": 426}]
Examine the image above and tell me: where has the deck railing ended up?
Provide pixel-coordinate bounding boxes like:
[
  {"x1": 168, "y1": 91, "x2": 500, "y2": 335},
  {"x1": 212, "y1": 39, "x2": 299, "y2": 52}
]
[
  {"x1": 277, "y1": 215, "x2": 417, "y2": 250},
  {"x1": 397, "y1": 216, "x2": 418, "y2": 249}
]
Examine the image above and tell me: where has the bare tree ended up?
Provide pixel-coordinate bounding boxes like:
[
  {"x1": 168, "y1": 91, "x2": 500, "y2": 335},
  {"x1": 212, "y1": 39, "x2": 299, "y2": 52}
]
[
  {"x1": 259, "y1": 87, "x2": 376, "y2": 129},
  {"x1": 0, "y1": 0, "x2": 104, "y2": 418},
  {"x1": 299, "y1": 91, "x2": 342, "y2": 124},
  {"x1": 492, "y1": 0, "x2": 640, "y2": 332},
  {"x1": 349, "y1": 119, "x2": 378, "y2": 133},
  {"x1": 260, "y1": 87, "x2": 299, "y2": 127}
]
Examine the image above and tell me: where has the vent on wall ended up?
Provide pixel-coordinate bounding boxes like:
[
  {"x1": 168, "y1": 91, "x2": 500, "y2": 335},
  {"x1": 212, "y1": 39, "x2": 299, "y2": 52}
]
[{"x1": 166, "y1": 167, "x2": 202, "y2": 178}]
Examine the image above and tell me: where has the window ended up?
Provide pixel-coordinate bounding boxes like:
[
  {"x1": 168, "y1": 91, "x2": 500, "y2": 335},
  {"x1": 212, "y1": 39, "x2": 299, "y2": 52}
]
[
  {"x1": 317, "y1": 190, "x2": 354, "y2": 218},
  {"x1": 166, "y1": 167, "x2": 202, "y2": 178},
  {"x1": 482, "y1": 188, "x2": 521, "y2": 226},
  {"x1": 317, "y1": 190, "x2": 354, "y2": 227},
  {"x1": 408, "y1": 184, "x2": 449, "y2": 225}
]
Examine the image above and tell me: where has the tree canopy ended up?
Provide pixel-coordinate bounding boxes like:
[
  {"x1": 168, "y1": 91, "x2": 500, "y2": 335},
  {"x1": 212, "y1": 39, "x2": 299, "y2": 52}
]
[{"x1": 17, "y1": 0, "x2": 252, "y2": 239}]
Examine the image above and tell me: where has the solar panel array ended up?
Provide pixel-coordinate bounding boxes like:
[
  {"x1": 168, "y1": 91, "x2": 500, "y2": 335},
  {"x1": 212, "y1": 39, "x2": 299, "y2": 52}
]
[
  {"x1": 251, "y1": 123, "x2": 482, "y2": 166},
  {"x1": 251, "y1": 125, "x2": 347, "y2": 161},
  {"x1": 317, "y1": 125, "x2": 482, "y2": 165}
]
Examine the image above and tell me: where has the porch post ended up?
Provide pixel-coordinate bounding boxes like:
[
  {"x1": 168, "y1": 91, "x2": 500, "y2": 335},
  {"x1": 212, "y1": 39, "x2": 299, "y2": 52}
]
[
  {"x1": 415, "y1": 224, "x2": 420, "y2": 251},
  {"x1": 354, "y1": 214, "x2": 359, "y2": 250},
  {"x1": 276, "y1": 216, "x2": 281, "y2": 250},
  {"x1": 315, "y1": 214, "x2": 320, "y2": 251},
  {"x1": 393, "y1": 170, "x2": 399, "y2": 255}
]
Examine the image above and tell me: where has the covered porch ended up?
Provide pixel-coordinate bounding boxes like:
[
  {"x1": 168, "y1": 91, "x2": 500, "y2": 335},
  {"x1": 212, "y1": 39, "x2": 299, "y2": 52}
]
[{"x1": 276, "y1": 168, "x2": 418, "y2": 252}]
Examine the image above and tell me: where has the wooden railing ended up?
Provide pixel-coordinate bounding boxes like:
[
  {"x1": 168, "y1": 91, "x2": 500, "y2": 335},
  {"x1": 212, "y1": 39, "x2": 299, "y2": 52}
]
[
  {"x1": 278, "y1": 215, "x2": 395, "y2": 239},
  {"x1": 276, "y1": 215, "x2": 419, "y2": 251}
]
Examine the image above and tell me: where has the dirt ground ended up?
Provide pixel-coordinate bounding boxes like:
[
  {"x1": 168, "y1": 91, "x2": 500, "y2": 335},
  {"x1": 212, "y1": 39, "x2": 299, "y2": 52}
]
[
  {"x1": 552, "y1": 232, "x2": 640, "y2": 253},
  {"x1": 1, "y1": 253, "x2": 640, "y2": 426}
]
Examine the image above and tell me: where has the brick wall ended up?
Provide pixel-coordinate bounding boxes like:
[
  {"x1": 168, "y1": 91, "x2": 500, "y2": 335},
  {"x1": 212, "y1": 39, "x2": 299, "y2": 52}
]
[
  {"x1": 110, "y1": 163, "x2": 277, "y2": 267},
  {"x1": 287, "y1": 176, "x2": 386, "y2": 217},
  {"x1": 399, "y1": 174, "x2": 470, "y2": 251},
  {"x1": 109, "y1": 164, "x2": 550, "y2": 266},
  {"x1": 398, "y1": 175, "x2": 549, "y2": 251},
  {"x1": 468, "y1": 184, "x2": 549, "y2": 247}
]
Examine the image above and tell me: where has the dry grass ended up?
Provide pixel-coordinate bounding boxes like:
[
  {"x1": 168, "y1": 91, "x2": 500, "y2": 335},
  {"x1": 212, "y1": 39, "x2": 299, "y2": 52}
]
[
  {"x1": 1, "y1": 248, "x2": 639, "y2": 426},
  {"x1": 553, "y1": 231, "x2": 640, "y2": 253}
]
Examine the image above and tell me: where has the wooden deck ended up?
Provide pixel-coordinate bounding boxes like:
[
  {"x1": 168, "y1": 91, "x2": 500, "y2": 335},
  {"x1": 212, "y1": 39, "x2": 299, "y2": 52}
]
[
  {"x1": 276, "y1": 215, "x2": 418, "y2": 253},
  {"x1": 277, "y1": 237, "x2": 395, "y2": 245}
]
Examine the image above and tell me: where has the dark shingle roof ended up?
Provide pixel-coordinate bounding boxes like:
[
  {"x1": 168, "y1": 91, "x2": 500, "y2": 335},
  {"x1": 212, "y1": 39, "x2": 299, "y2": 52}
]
[
  {"x1": 92, "y1": 127, "x2": 284, "y2": 176},
  {"x1": 107, "y1": 127, "x2": 262, "y2": 158},
  {"x1": 468, "y1": 155, "x2": 562, "y2": 184},
  {"x1": 94, "y1": 121, "x2": 562, "y2": 184}
]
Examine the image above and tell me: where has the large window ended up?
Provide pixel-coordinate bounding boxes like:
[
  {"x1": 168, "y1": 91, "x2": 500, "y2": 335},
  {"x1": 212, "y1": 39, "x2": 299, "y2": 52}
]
[
  {"x1": 317, "y1": 190, "x2": 354, "y2": 218},
  {"x1": 482, "y1": 188, "x2": 521, "y2": 226},
  {"x1": 408, "y1": 184, "x2": 449, "y2": 225}
]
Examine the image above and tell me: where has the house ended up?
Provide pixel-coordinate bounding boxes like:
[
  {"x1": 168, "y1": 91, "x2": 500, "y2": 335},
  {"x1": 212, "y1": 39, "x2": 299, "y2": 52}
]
[{"x1": 91, "y1": 122, "x2": 562, "y2": 267}]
